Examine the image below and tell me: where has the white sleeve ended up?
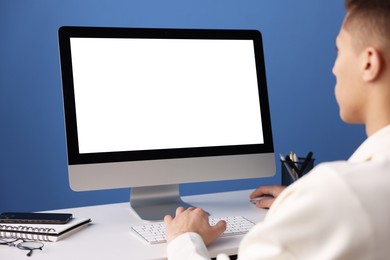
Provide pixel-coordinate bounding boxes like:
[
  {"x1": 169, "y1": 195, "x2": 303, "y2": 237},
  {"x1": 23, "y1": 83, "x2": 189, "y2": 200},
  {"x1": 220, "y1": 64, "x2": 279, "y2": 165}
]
[
  {"x1": 167, "y1": 232, "x2": 209, "y2": 260},
  {"x1": 238, "y1": 164, "x2": 372, "y2": 260},
  {"x1": 167, "y1": 232, "x2": 230, "y2": 260}
]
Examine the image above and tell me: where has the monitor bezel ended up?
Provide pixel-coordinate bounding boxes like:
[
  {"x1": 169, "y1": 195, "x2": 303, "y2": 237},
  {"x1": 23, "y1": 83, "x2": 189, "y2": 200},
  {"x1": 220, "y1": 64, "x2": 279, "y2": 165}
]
[{"x1": 58, "y1": 26, "x2": 274, "y2": 165}]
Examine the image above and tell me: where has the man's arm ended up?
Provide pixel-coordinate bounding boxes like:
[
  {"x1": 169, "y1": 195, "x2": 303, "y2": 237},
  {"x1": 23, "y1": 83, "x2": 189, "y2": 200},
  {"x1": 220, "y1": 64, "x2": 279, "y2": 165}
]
[
  {"x1": 164, "y1": 207, "x2": 226, "y2": 245},
  {"x1": 164, "y1": 207, "x2": 228, "y2": 260},
  {"x1": 250, "y1": 185, "x2": 286, "y2": 208}
]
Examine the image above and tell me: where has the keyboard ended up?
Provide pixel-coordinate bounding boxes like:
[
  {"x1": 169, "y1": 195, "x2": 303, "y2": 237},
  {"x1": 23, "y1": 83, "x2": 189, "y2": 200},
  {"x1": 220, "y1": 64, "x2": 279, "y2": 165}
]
[{"x1": 131, "y1": 216, "x2": 255, "y2": 244}]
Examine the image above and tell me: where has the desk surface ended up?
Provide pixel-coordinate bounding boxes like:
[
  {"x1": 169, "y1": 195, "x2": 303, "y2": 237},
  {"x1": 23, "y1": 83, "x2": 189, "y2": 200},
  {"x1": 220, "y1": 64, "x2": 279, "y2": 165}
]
[{"x1": 1, "y1": 189, "x2": 267, "y2": 260}]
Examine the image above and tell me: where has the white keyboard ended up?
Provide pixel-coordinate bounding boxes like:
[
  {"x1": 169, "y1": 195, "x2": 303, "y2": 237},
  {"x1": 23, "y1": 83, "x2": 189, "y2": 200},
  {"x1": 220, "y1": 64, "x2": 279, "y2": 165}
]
[{"x1": 131, "y1": 216, "x2": 255, "y2": 244}]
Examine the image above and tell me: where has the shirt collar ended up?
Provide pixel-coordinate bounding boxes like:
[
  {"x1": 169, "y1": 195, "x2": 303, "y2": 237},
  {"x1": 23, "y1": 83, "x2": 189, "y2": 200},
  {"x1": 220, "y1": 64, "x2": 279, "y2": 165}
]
[{"x1": 348, "y1": 124, "x2": 390, "y2": 163}]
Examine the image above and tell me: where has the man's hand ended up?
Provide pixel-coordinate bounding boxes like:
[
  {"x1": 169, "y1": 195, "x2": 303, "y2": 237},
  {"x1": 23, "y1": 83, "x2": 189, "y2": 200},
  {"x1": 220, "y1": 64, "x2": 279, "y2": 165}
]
[
  {"x1": 250, "y1": 185, "x2": 286, "y2": 209},
  {"x1": 164, "y1": 207, "x2": 227, "y2": 245}
]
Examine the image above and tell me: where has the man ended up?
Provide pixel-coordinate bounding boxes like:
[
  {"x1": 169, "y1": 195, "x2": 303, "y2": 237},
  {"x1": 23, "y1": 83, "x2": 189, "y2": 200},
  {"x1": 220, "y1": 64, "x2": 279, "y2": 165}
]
[{"x1": 164, "y1": 0, "x2": 390, "y2": 259}]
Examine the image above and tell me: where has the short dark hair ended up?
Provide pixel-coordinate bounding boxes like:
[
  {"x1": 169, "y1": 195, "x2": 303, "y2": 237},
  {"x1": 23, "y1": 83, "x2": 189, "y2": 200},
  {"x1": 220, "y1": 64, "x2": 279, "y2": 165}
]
[{"x1": 344, "y1": 0, "x2": 390, "y2": 54}]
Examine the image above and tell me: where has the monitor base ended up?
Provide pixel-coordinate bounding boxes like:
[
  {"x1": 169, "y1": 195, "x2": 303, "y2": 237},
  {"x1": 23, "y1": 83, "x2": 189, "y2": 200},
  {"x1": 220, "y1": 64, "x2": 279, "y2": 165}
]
[{"x1": 130, "y1": 184, "x2": 195, "y2": 221}]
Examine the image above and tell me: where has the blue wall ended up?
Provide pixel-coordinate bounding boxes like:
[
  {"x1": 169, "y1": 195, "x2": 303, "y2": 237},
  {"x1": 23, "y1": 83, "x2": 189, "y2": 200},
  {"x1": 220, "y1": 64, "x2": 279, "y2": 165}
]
[{"x1": 0, "y1": 1, "x2": 365, "y2": 212}]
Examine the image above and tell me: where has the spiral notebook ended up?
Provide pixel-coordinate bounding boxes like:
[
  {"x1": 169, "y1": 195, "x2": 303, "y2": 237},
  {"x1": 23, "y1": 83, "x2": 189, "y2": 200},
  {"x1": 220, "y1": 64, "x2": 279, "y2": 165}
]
[{"x1": 0, "y1": 218, "x2": 91, "y2": 242}]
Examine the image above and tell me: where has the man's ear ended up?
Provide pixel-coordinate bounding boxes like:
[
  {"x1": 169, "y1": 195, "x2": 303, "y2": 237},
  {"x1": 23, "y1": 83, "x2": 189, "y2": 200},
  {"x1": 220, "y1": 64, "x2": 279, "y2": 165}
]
[{"x1": 361, "y1": 47, "x2": 382, "y2": 82}]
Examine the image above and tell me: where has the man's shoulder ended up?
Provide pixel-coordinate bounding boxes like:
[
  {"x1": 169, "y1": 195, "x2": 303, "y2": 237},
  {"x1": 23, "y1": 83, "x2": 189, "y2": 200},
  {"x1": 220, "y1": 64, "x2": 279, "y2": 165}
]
[{"x1": 294, "y1": 158, "x2": 390, "y2": 205}]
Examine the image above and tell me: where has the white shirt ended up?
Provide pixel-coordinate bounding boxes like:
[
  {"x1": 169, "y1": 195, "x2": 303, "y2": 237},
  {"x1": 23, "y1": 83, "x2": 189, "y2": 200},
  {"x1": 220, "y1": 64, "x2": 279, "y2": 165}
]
[{"x1": 167, "y1": 125, "x2": 390, "y2": 260}]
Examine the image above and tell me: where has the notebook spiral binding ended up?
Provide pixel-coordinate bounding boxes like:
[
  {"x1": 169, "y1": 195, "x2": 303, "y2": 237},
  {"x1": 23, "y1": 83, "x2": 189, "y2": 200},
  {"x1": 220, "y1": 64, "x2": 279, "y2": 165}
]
[{"x1": 0, "y1": 224, "x2": 56, "y2": 242}]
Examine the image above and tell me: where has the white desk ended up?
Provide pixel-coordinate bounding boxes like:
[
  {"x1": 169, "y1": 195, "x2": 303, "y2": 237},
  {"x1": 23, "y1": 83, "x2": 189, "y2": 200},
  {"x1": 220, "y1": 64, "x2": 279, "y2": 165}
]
[{"x1": 1, "y1": 189, "x2": 267, "y2": 260}]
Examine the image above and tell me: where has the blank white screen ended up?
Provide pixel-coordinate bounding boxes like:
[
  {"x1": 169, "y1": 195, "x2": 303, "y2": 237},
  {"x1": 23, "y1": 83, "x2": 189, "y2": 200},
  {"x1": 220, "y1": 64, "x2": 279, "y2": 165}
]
[{"x1": 70, "y1": 38, "x2": 264, "y2": 154}]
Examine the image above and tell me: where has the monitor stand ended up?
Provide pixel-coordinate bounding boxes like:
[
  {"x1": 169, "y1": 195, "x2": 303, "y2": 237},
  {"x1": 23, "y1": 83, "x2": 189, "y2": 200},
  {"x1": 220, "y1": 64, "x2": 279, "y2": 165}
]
[{"x1": 130, "y1": 184, "x2": 195, "y2": 221}]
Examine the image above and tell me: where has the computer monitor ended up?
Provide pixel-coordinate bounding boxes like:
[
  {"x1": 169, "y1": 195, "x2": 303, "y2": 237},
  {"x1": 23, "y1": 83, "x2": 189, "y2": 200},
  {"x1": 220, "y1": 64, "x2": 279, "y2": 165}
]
[{"x1": 58, "y1": 26, "x2": 275, "y2": 221}]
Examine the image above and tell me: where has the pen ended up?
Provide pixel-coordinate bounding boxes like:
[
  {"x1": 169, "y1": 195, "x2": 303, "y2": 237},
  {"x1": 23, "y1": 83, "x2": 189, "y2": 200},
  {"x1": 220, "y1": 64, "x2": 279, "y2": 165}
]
[
  {"x1": 285, "y1": 155, "x2": 300, "y2": 179},
  {"x1": 290, "y1": 152, "x2": 299, "y2": 179},
  {"x1": 299, "y1": 151, "x2": 313, "y2": 176},
  {"x1": 280, "y1": 153, "x2": 298, "y2": 181}
]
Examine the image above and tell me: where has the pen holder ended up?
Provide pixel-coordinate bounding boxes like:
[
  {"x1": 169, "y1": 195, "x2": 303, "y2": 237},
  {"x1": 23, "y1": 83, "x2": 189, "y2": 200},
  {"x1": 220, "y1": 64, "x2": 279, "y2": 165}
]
[{"x1": 281, "y1": 157, "x2": 315, "y2": 186}]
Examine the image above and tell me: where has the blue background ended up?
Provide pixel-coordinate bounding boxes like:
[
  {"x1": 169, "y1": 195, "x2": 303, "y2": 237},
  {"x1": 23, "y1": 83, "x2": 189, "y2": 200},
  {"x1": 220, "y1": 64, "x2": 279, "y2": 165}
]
[{"x1": 0, "y1": 1, "x2": 365, "y2": 212}]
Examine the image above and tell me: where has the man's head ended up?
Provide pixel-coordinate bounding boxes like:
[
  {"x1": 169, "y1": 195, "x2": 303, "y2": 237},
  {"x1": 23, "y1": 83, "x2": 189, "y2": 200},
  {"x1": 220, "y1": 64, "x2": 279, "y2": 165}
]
[
  {"x1": 332, "y1": 0, "x2": 390, "y2": 136},
  {"x1": 344, "y1": 0, "x2": 390, "y2": 55}
]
